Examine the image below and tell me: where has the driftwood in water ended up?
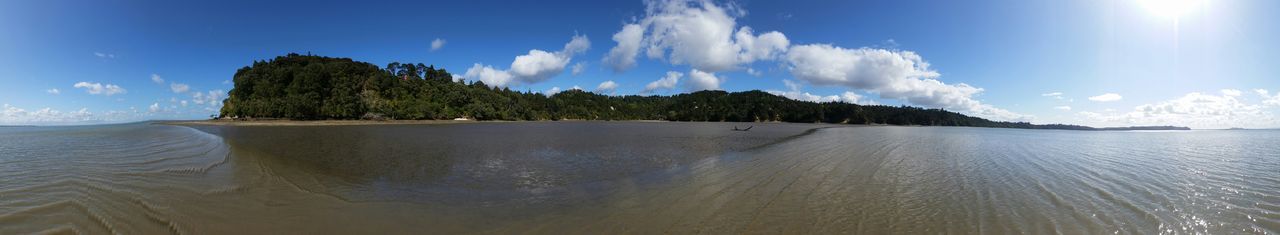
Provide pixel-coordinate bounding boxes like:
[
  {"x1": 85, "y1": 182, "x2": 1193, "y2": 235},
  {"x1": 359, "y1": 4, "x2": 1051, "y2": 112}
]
[{"x1": 733, "y1": 126, "x2": 753, "y2": 131}]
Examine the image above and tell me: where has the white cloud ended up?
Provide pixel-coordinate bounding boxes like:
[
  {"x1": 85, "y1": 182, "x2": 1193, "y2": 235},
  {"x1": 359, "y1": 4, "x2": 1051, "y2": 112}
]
[
  {"x1": 151, "y1": 74, "x2": 165, "y2": 84},
  {"x1": 45, "y1": 88, "x2": 60, "y2": 95},
  {"x1": 430, "y1": 38, "x2": 447, "y2": 52},
  {"x1": 592, "y1": 0, "x2": 1036, "y2": 121},
  {"x1": 169, "y1": 82, "x2": 190, "y2": 93},
  {"x1": 746, "y1": 68, "x2": 762, "y2": 76},
  {"x1": 562, "y1": 34, "x2": 591, "y2": 55},
  {"x1": 180, "y1": 100, "x2": 188, "y2": 107},
  {"x1": 94, "y1": 52, "x2": 115, "y2": 59},
  {"x1": 686, "y1": 69, "x2": 722, "y2": 91},
  {"x1": 0, "y1": 104, "x2": 101, "y2": 125},
  {"x1": 1054, "y1": 106, "x2": 1072, "y2": 111},
  {"x1": 571, "y1": 62, "x2": 586, "y2": 76},
  {"x1": 571, "y1": 85, "x2": 583, "y2": 91},
  {"x1": 595, "y1": 80, "x2": 619, "y2": 94},
  {"x1": 642, "y1": 71, "x2": 683, "y2": 94},
  {"x1": 545, "y1": 87, "x2": 562, "y2": 95},
  {"x1": 1077, "y1": 91, "x2": 1276, "y2": 129},
  {"x1": 840, "y1": 92, "x2": 868, "y2": 104},
  {"x1": 149, "y1": 103, "x2": 161, "y2": 113},
  {"x1": 1088, "y1": 93, "x2": 1123, "y2": 102},
  {"x1": 463, "y1": 35, "x2": 591, "y2": 87},
  {"x1": 783, "y1": 44, "x2": 1026, "y2": 121},
  {"x1": 603, "y1": 24, "x2": 645, "y2": 72},
  {"x1": 1041, "y1": 92, "x2": 1065, "y2": 100},
  {"x1": 1255, "y1": 88, "x2": 1280, "y2": 106},
  {"x1": 1221, "y1": 89, "x2": 1242, "y2": 96},
  {"x1": 73, "y1": 82, "x2": 127, "y2": 96},
  {"x1": 191, "y1": 90, "x2": 226, "y2": 107},
  {"x1": 509, "y1": 50, "x2": 568, "y2": 81},
  {"x1": 602, "y1": 0, "x2": 789, "y2": 72},
  {"x1": 461, "y1": 64, "x2": 513, "y2": 86},
  {"x1": 766, "y1": 80, "x2": 871, "y2": 104}
]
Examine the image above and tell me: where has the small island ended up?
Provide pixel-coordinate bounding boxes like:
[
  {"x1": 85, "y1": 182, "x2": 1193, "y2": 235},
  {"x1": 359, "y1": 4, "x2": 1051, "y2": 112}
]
[{"x1": 216, "y1": 53, "x2": 1189, "y2": 131}]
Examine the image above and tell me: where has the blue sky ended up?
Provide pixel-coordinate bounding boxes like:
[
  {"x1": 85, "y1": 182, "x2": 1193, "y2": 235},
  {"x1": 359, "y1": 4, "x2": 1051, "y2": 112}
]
[{"x1": 2, "y1": 0, "x2": 1278, "y2": 128}]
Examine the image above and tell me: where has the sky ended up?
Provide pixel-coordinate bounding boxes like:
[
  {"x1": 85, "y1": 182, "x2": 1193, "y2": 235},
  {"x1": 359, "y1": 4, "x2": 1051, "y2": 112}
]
[{"x1": 2, "y1": 0, "x2": 1278, "y2": 129}]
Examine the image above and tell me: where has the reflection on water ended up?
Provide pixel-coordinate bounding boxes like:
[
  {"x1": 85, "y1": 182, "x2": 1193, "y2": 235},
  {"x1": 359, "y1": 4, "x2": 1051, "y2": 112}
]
[{"x1": 1, "y1": 123, "x2": 1278, "y2": 234}]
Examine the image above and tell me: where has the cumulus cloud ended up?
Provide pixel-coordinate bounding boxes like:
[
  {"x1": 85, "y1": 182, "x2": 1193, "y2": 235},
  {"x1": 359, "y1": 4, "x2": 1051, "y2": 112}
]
[
  {"x1": 595, "y1": 0, "x2": 1026, "y2": 121},
  {"x1": 783, "y1": 44, "x2": 1026, "y2": 121},
  {"x1": 151, "y1": 74, "x2": 165, "y2": 84},
  {"x1": 431, "y1": 38, "x2": 446, "y2": 52},
  {"x1": 840, "y1": 92, "x2": 870, "y2": 104},
  {"x1": 149, "y1": 103, "x2": 161, "y2": 113},
  {"x1": 595, "y1": 80, "x2": 619, "y2": 94},
  {"x1": 1054, "y1": 106, "x2": 1072, "y2": 111},
  {"x1": 1077, "y1": 90, "x2": 1275, "y2": 129},
  {"x1": 46, "y1": 88, "x2": 60, "y2": 95},
  {"x1": 686, "y1": 69, "x2": 722, "y2": 91},
  {"x1": 463, "y1": 35, "x2": 591, "y2": 87},
  {"x1": 603, "y1": 24, "x2": 645, "y2": 71},
  {"x1": 603, "y1": 0, "x2": 789, "y2": 72},
  {"x1": 169, "y1": 82, "x2": 190, "y2": 93},
  {"x1": 642, "y1": 71, "x2": 683, "y2": 93},
  {"x1": 73, "y1": 82, "x2": 127, "y2": 96}
]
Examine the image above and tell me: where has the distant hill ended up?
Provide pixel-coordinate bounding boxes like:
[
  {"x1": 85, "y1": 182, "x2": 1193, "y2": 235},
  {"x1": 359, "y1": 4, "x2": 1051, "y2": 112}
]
[{"x1": 217, "y1": 54, "x2": 1188, "y2": 131}]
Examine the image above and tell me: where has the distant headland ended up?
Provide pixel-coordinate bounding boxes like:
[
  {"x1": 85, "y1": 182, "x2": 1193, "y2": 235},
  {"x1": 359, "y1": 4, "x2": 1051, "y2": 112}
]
[{"x1": 214, "y1": 53, "x2": 1189, "y2": 131}]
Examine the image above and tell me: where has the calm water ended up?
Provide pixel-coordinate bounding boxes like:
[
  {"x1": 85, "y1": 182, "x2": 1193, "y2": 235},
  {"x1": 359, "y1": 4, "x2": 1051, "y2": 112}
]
[{"x1": 1, "y1": 122, "x2": 1277, "y2": 234}]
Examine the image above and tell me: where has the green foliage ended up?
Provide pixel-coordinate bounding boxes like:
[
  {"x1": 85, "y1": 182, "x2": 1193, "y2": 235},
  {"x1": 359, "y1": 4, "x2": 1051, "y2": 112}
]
[{"x1": 220, "y1": 53, "x2": 1112, "y2": 130}]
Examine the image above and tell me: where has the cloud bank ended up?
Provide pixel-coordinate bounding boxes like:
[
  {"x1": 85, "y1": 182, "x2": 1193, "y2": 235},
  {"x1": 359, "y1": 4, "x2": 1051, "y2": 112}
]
[
  {"x1": 1077, "y1": 90, "x2": 1276, "y2": 129},
  {"x1": 600, "y1": 0, "x2": 1027, "y2": 121}
]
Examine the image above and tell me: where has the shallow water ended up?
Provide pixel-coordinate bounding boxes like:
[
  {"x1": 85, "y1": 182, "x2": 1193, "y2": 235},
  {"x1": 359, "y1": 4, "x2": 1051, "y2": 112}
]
[{"x1": 1, "y1": 122, "x2": 1277, "y2": 234}]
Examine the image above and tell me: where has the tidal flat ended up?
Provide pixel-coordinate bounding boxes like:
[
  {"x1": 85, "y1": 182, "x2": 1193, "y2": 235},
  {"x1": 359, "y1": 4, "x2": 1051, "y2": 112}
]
[{"x1": 1, "y1": 122, "x2": 1277, "y2": 234}]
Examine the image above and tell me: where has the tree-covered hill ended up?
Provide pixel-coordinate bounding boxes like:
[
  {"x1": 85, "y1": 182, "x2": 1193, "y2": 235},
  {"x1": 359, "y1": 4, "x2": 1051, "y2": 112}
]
[{"x1": 218, "y1": 53, "x2": 1185, "y2": 130}]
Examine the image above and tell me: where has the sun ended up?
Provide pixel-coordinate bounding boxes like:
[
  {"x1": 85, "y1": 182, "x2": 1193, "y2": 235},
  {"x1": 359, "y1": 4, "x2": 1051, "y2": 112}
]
[{"x1": 1136, "y1": 0, "x2": 1208, "y2": 19}]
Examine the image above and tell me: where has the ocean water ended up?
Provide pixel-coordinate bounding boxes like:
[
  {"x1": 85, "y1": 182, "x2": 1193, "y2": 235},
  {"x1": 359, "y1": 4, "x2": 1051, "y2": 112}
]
[{"x1": 0, "y1": 122, "x2": 1277, "y2": 234}]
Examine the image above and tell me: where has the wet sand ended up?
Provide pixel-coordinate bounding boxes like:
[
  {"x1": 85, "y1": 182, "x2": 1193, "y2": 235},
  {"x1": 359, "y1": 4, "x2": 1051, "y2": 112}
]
[{"x1": 4, "y1": 122, "x2": 1278, "y2": 234}]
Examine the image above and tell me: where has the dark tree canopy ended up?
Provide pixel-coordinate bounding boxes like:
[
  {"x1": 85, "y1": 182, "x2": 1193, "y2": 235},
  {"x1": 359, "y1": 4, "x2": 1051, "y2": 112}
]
[{"x1": 218, "y1": 53, "x2": 1188, "y2": 131}]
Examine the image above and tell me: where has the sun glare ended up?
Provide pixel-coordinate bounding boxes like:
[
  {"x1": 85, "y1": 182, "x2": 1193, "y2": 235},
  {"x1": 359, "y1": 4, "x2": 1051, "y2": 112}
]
[{"x1": 1137, "y1": 0, "x2": 1207, "y2": 19}]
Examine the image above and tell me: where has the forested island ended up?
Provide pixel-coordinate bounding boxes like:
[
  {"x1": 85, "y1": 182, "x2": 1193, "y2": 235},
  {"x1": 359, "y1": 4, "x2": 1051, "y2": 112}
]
[{"x1": 216, "y1": 53, "x2": 1188, "y2": 131}]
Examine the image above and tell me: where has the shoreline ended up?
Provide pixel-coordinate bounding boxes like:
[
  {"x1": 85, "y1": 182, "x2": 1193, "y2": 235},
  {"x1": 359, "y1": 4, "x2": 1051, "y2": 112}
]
[
  {"x1": 163, "y1": 119, "x2": 691, "y2": 127},
  {"x1": 160, "y1": 119, "x2": 1193, "y2": 131}
]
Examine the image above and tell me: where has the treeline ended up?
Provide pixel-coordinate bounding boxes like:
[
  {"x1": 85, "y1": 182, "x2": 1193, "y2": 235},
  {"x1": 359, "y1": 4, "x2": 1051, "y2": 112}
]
[{"x1": 218, "y1": 54, "x2": 1181, "y2": 130}]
